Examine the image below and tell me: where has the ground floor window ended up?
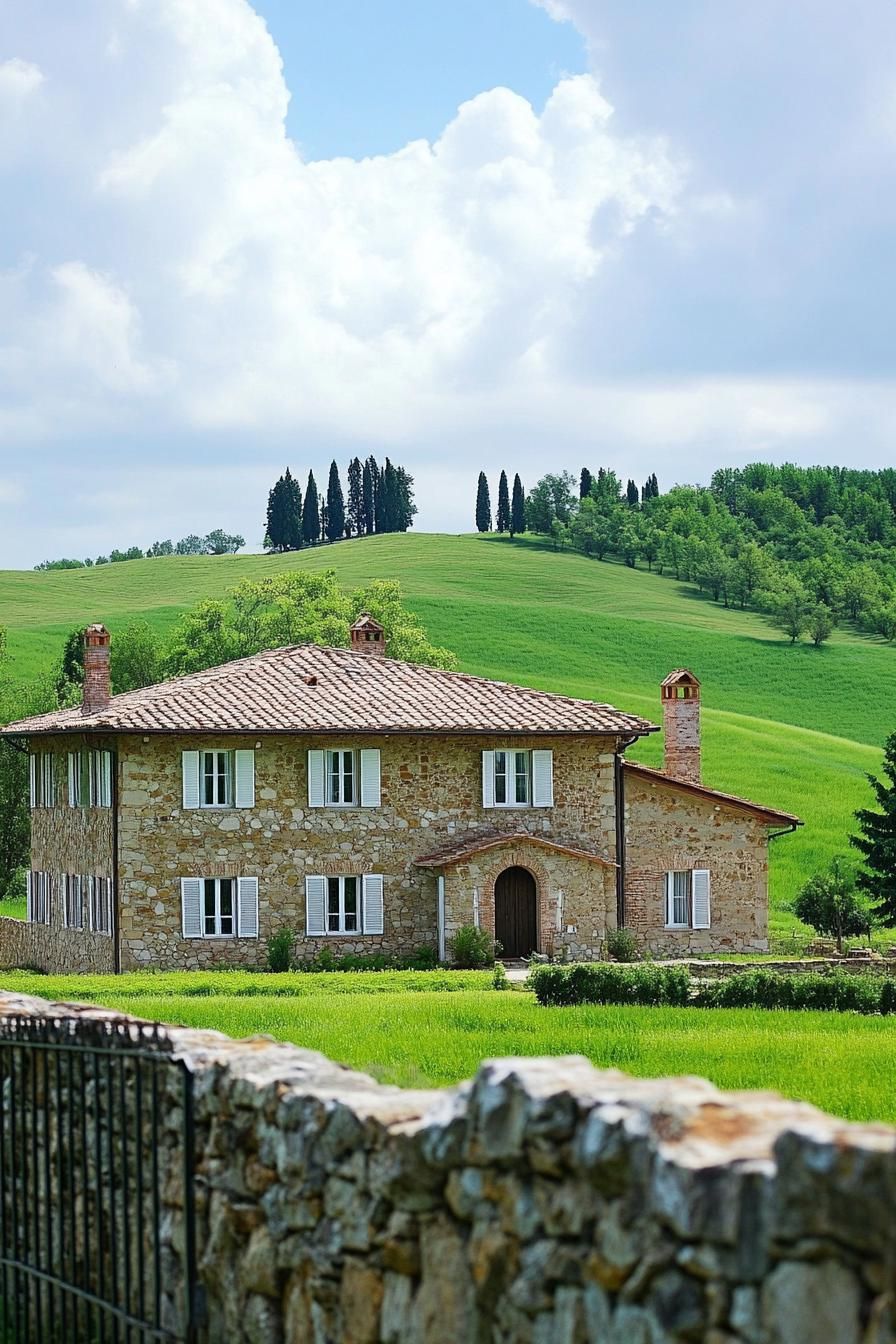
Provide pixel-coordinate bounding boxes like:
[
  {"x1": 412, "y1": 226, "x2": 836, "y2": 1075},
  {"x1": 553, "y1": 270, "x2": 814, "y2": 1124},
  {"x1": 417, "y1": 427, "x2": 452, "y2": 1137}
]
[
  {"x1": 327, "y1": 875, "x2": 359, "y2": 933},
  {"x1": 90, "y1": 876, "x2": 113, "y2": 935},
  {"x1": 664, "y1": 869, "x2": 711, "y2": 930},
  {"x1": 180, "y1": 876, "x2": 259, "y2": 939},
  {"x1": 305, "y1": 874, "x2": 385, "y2": 936},
  {"x1": 64, "y1": 874, "x2": 84, "y2": 929},
  {"x1": 28, "y1": 871, "x2": 52, "y2": 924},
  {"x1": 204, "y1": 877, "x2": 235, "y2": 937}
]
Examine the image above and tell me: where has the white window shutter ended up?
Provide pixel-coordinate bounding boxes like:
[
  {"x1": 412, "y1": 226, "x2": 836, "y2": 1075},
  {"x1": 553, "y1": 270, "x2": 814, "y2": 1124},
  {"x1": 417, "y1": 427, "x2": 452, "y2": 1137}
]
[
  {"x1": 664, "y1": 872, "x2": 674, "y2": 927},
  {"x1": 692, "y1": 870, "x2": 711, "y2": 929},
  {"x1": 67, "y1": 753, "x2": 77, "y2": 806},
  {"x1": 532, "y1": 750, "x2": 554, "y2": 807},
  {"x1": 237, "y1": 877, "x2": 259, "y2": 938},
  {"x1": 25, "y1": 871, "x2": 32, "y2": 922},
  {"x1": 29, "y1": 755, "x2": 36, "y2": 808},
  {"x1": 102, "y1": 751, "x2": 112, "y2": 806},
  {"x1": 234, "y1": 750, "x2": 256, "y2": 808},
  {"x1": 360, "y1": 749, "x2": 381, "y2": 807},
  {"x1": 363, "y1": 874, "x2": 385, "y2": 935},
  {"x1": 482, "y1": 751, "x2": 495, "y2": 808},
  {"x1": 305, "y1": 876, "x2": 327, "y2": 935},
  {"x1": 181, "y1": 878, "x2": 202, "y2": 938},
  {"x1": 86, "y1": 876, "x2": 95, "y2": 931},
  {"x1": 182, "y1": 751, "x2": 201, "y2": 809},
  {"x1": 308, "y1": 750, "x2": 326, "y2": 807}
]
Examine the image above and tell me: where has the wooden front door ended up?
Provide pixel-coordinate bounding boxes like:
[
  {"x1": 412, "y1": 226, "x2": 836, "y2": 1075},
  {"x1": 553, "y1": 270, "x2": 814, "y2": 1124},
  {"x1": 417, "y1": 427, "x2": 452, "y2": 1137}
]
[{"x1": 494, "y1": 867, "x2": 538, "y2": 959}]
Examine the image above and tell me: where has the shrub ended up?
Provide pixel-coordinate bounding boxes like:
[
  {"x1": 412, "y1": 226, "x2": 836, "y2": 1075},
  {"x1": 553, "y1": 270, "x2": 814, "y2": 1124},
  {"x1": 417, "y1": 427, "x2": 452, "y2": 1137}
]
[
  {"x1": 531, "y1": 963, "x2": 690, "y2": 1007},
  {"x1": 605, "y1": 928, "x2": 640, "y2": 963},
  {"x1": 266, "y1": 928, "x2": 294, "y2": 973},
  {"x1": 492, "y1": 961, "x2": 510, "y2": 991},
  {"x1": 450, "y1": 924, "x2": 498, "y2": 969}
]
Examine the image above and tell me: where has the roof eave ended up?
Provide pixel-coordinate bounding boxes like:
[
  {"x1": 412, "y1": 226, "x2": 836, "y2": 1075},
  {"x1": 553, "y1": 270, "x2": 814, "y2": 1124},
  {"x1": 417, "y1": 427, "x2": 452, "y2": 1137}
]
[{"x1": 622, "y1": 761, "x2": 803, "y2": 827}]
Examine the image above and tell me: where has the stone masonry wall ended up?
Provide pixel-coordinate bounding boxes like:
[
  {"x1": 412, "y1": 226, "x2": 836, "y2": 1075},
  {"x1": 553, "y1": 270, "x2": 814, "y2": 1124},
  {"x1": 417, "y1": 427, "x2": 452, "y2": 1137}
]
[
  {"x1": 1, "y1": 991, "x2": 894, "y2": 1344},
  {"x1": 0, "y1": 915, "x2": 116, "y2": 972},
  {"x1": 114, "y1": 732, "x2": 620, "y2": 971},
  {"x1": 625, "y1": 772, "x2": 770, "y2": 956}
]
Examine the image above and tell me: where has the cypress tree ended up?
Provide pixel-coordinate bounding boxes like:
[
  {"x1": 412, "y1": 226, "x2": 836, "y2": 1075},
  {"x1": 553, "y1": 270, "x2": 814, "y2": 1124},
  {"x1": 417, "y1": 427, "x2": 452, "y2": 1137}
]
[
  {"x1": 284, "y1": 468, "x2": 302, "y2": 550},
  {"x1": 475, "y1": 473, "x2": 492, "y2": 532},
  {"x1": 496, "y1": 471, "x2": 510, "y2": 533},
  {"x1": 366, "y1": 457, "x2": 380, "y2": 534},
  {"x1": 303, "y1": 470, "x2": 321, "y2": 545},
  {"x1": 347, "y1": 457, "x2": 363, "y2": 537},
  {"x1": 362, "y1": 459, "x2": 375, "y2": 535},
  {"x1": 852, "y1": 731, "x2": 896, "y2": 924},
  {"x1": 265, "y1": 468, "x2": 302, "y2": 550},
  {"x1": 626, "y1": 479, "x2": 640, "y2": 508},
  {"x1": 326, "y1": 460, "x2": 346, "y2": 542},
  {"x1": 375, "y1": 458, "x2": 389, "y2": 533},
  {"x1": 264, "y1": 474, "x2": 285, "y2": 551},
  {"x1": 651, "y1": 472, "x2": 660, "y2": 498},
  {"x1": 580, "y1": 467, "x2": 593, "y2": 499},
  {"x1": 395, "y1": 467, "x2": 416, "y2": 531},
  {"x1": 510, "y1": 474, "x2": 526, "y2": 538}
]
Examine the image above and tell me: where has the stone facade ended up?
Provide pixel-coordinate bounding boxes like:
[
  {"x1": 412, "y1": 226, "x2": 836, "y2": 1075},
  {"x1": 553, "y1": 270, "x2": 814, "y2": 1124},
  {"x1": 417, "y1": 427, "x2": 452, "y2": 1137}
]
[
  {"x1": 2, "y1": 720, "x2": 789, "y2": 972},
  {"x1": 3, "y1": 990, "x2": 895, "y2": 1344},
  {"x1": 624, "y1": 770, "x2": 770, "y2": 956},
  {"x1": 0, "y1": 915, "x2": 115, "y2": 973}
]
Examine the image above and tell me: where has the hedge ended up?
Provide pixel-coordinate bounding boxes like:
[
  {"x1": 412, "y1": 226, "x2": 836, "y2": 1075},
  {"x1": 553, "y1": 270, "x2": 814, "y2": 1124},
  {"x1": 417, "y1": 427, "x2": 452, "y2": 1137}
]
[{"x1": 530, "y1": 963, "x2": 896, "y2": 1015}]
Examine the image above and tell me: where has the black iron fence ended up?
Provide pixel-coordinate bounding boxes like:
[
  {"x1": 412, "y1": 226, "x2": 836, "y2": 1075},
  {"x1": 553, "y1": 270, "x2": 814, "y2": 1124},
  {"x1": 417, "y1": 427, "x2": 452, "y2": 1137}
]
[{"x1": 0, "y1": 1013, "x2": 199, "y2": 1344}]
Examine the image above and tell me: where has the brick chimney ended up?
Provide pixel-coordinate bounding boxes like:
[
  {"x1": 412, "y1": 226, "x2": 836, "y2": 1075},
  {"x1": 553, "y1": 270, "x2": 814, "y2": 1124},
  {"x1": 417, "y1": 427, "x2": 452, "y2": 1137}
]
[
  {"x1": 82, "y1": 624, "x2": 111, "y2": 715},
  {"x1": 661, "y1": 669, "x2": 701, "y2": 784},
  {"x1": 349, "y1": 613, "x2": 386, "y2": 658}
]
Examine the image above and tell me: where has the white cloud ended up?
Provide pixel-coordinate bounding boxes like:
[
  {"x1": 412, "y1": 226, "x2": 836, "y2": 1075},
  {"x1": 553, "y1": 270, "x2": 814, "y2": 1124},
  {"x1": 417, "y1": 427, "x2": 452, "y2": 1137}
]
[{"x1": 0, "y1": 58, "x2": 44, "y2": 111}]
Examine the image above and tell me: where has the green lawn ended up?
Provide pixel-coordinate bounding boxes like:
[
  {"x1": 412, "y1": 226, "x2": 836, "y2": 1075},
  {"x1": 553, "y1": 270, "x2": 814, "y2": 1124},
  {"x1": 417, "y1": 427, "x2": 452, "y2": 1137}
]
[
  {"x1": 0, "y1": 532, "x2": 890, "y2": 937},
  {"x1": 4, "y1": 970, "x2": 895, "y2": 1123},
  {"x1": 0, "y1": 898, "x2": 25, "y2": 921}
]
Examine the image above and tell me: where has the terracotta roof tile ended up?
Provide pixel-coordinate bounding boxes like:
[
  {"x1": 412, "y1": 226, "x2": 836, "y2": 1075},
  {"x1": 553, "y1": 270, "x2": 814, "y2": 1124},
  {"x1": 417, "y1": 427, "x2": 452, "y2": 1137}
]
[
  {"x1": 415, "y1": 829, "x2": 617, "y2": 869},
  {"x1": 2, "y1": 644, "x2": 658, "y2": 740},
  {"x1": 623, "y1": 761, "x2": 802, "y2": 826}
]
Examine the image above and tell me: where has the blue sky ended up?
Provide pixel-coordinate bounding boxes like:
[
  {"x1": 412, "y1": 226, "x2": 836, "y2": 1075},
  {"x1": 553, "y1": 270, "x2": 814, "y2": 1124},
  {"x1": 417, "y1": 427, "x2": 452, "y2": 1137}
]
[{"x1": 1, "y1": 0, "x2": 896, "y2": 566}]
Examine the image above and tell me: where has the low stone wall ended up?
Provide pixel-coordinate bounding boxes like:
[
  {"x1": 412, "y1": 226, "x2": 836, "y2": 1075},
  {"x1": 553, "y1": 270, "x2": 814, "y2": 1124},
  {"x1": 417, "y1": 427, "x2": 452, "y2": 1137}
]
[
  {"x1": 0, "y1": 914, "x2": 116, "y2": 972},
  {"x1": 674, "y1": 957, "x2": 896, "y2": 980},
  {"x1": 1, "y1": 991, "x2": 895, "y2": 1343}
]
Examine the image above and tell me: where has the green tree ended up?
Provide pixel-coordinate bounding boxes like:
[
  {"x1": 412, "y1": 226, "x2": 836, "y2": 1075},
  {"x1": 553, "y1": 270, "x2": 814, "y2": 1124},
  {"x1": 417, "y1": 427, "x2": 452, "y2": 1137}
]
[
  {"x1": 475, "y1": 472, "x2": 492, "y2": 532},
  {"x1": 264, "y1": 469, "x2": 301, "y2": 551},
  {"x1": 794, "y1": 857, "x2": 870, "y2": 952},
  {"x1": 303, "y1": 471, "x2": 321, "y2": 545},
  {"x1": 175, "y1": 535, "x2": 204, "y2": 555},
  {"x1": 852, "y1": 731, "x2": 896, "y2": 924},
  {"x1": 496, "y1": 470, "x2": 510, "y2": 533},
  {"x1": 617, "y1": 525, "x2": 639, "y2": 568},
  {"x1": 326, "y1": 461, "x2": 346, "y2": 542},
  {"x1": 346, "y1": 457, "x2": 364, "y2": 537},
  {"x1": 0, "y1": 632, "x2": 54, "y2": 899},
  {"x1": 625, "y1": 479, "x2": 640, "y2": 508},
  {"x1": 771, "y1": 587, "x2": 811, "y2": 643},
  {"x1": 579, "y1": 467, "x2": 593, "y2": 499},
  {"x1": 362, "y1": 458, "x2": 377, "y2": 535},
  {"x1": 55, "y1": 629, "x2": 84, "y2": 705},
  {"x1": 164, "y1": 571, "x2": 457, "y2": 676},
  {"x1": 111, "y1": 621, "x2": 161, "y2": 693},
  {"x1": 808, "y1": 604, "x2": 835, "y2": 647},
  {"x1": 203, "y1": 530, "x2": 245, "y2": 555},
  {"x1": 510, "y1": 474, "x2": 526, "y2": 537},
  {"x1": 395, "y1": 466, "x2": 417, "y2": 532}
]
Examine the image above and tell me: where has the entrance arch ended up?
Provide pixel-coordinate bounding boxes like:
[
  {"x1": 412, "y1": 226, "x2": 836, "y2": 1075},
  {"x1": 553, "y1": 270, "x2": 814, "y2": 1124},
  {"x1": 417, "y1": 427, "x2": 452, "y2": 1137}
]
[{"x1": 494, "y1": 866, "x2": 538, "y2": 959}]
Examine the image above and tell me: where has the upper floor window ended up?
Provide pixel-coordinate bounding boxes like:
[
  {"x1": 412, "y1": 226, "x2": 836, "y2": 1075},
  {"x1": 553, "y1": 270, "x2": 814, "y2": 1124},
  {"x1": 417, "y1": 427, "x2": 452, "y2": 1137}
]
[
  {"x1": 27, "y1": 871, "x2": 52, "y2": 924},
  {"x1": 308, "y1": 748, "x2": 381, "y2": 808},
  {"x1": 482, "y1": 749, "x2": 553, "y2": 809},
  {"x1": 182, "y1": 750, "x2": 255, "y2": 810},
  {"x1": 67, "y1": 750, "x2": 112, "y2": 807},
  {"x1": 29, "y1": 753, "x2": 55, "y2": 809},
  {"x1": 664, "y1": 869, "x2": 711, "y2": 930}
]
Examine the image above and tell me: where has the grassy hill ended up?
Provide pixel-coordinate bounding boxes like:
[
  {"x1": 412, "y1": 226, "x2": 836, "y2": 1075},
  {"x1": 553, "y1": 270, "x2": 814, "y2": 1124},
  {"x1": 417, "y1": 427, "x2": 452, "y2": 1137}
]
[{"x1": 2, "y1": 533, "x2": 890, "y2": 942}]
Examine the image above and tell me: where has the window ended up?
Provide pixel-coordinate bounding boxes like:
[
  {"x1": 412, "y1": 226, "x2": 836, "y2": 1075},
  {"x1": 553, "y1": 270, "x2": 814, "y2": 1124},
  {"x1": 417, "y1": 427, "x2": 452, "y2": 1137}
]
[
  {"x1": 482, "y1": 749, "x2": 553, "y2": 809},
  {"x1": 305, "y1": 874, "x2": 384, "y2": 936},
  {"x1": 29, "y1": 754, "x2": 55, "y2": 808},
  {"x1": 28, "y1": 872, "x2": 52, "y2": 925},
  {"x1": 203, "y1": 877, "x2": 235, "y2": 937},
  {"x1": 327, "y1": 749, "x2": 356, "y2": 805},
  {"x1": 67, "y1": 751, "x2": 89, "y2": 807},
  {"x1": 89, "y1": 877, "x2": 113, "y2": 935},
  {"x1": 664, "y1": 869, "x2": 711, "y2": 931},
  {"x1": 494, "y1": 749, "x2": 530, "y2": 806},
  {"x1": 327, "y1": 876, "x2": 359, "y2": 933},
  {"x1": 202, "y1": 750, "x2": 232, "y2": 807},
  {"x1": 307, "y1": 749, "x2": 381, "y2": 808},
  {"x1": 180, "y1": 876, "x2": 258, "y2": 938},
  {"x1": 64, "y1": 874, "x2": 84, "y2": 929},
  {"x1": 88, "y1": 750, "x2": 113, "y2": 807}
]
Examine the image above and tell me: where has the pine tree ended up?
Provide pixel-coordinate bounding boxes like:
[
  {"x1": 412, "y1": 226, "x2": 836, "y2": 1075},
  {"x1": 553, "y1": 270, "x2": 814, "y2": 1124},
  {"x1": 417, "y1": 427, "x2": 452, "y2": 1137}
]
[
  {"x1": 475, "y1": 473, "x2": 492, "y2": 532},
  {"x1": 852, "y1": 731, "x2": 896, "y2": 923},
  {"x1": 326, "y1": 460, "x2": 346, "y2": 542},
  {"x1": 510, "y1": 474, "x2": 526, "y2": 538},
  {"x1": 580, "y1": 468, "x2": 593, "y2": 499},
  {"x1": 303, "y1": 470, "x2": 321, "y2": 545},
  {"x1": 395, "y1": 467, "x2": 416, "y2": 531},
  {"x1": 347, "y1": 457, "x2": 363, "y2": 537},
  {"x1": 496, "y1": 471, "x2": 510, "y2": 533},
  {"x1": 626, "y1": 479, "x2": 640, "y2": 508}
]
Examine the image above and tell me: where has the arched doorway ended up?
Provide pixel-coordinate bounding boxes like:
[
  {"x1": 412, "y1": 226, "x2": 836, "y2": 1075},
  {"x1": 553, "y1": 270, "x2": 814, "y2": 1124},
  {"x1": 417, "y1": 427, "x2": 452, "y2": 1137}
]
[{"x1": 494, "y1": 867, "x2": 538, "y2": 959}]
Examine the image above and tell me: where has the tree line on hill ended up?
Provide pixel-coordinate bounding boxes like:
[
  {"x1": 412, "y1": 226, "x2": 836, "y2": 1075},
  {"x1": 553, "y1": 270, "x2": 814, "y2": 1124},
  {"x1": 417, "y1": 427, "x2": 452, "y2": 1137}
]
[
  {"x1": 265, "y1": 458, "x2": 415, "y2": 551},
  {"x1": 35, "y1": 529, "x2": 246, "y2": 571},
  {"x1": 475, "y1": 462, "x2": 896, "y2": 647}
]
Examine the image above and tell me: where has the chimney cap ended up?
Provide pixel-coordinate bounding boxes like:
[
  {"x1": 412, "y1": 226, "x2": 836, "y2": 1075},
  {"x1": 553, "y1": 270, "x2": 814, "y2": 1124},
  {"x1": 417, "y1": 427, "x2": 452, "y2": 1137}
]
[
  {"x1": 350, "y1": 613, "x2": 385, "y2": 634},
  {"x1": 661, "y1": 668, "x2": 700, "y2": 688},
  {"x1": 84, "y1": 623, "x2": 111, "y2": 644}
]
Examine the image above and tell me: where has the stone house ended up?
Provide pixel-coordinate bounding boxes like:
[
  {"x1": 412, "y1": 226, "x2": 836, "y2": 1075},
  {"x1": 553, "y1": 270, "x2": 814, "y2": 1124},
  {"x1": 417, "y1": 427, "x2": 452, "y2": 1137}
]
[{"x1": 0, "y1": 621, "x2": 800, "y2": 973}]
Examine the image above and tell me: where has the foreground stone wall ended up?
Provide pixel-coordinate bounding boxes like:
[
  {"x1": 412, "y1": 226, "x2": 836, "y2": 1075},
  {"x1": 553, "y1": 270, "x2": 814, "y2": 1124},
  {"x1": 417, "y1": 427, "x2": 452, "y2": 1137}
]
[
  {"x1": 2, "y1": 991, "x2": 894, "y2": 1343},
  {"x1": 0, "y1": 914, "x2": 115, "y2": 972}
]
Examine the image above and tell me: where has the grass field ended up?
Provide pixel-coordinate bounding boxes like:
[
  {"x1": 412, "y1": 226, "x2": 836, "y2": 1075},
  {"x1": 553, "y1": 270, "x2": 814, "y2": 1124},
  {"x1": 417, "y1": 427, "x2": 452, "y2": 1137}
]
[
  {"x1": 0, "y1": 532, "x2": 890, "y2": 938},
  {"x1": 4, "y1": 970, "x2": 895, "y2": 1123}
]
